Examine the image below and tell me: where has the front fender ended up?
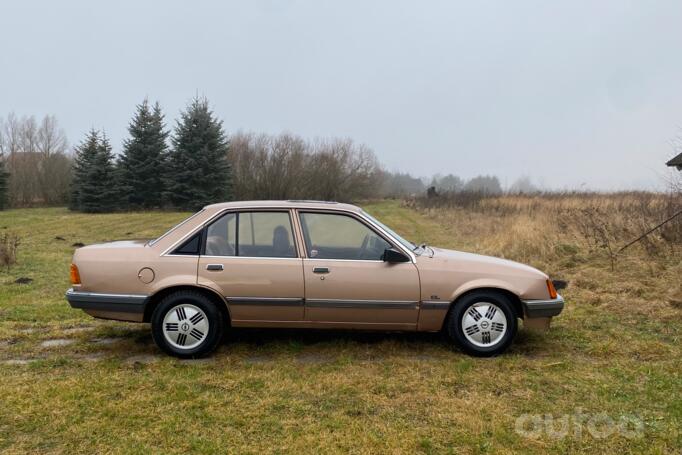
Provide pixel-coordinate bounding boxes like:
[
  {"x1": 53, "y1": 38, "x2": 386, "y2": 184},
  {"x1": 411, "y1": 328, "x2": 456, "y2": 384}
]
[{"x1": 449, "y1": 278, "x2": 522, "y2": 302}]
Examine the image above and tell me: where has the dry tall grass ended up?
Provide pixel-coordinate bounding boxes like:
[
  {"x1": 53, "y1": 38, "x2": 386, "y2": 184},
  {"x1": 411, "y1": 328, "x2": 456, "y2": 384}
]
[
  {"x1": 0, "y1": 232, "x2": 20, "y2": 272},
  {"x1": 405, "y1": 192, "x2": 682, "y2": 319},
  {"x1": 409, "y1": 192, "x2": 682, "y2": 262}
]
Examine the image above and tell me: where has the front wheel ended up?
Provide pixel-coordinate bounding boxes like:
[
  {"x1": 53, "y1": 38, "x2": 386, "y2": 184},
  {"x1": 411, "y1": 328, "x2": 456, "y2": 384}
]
[
  {"x1": 151, "y1": 291, "x2": 224, "y2": 358},
  {"x1": 446, "y1": 291, "x2": 518, "y2": 357}
]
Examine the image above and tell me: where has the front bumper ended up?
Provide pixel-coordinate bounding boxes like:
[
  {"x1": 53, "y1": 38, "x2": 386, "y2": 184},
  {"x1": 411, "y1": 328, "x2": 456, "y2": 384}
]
[
  {"x1": 521, "y1": 294, "x2": 564, "y2": 318},
  {"x1": 65, "y1": 288, "x2": 149, "y2": 314}
]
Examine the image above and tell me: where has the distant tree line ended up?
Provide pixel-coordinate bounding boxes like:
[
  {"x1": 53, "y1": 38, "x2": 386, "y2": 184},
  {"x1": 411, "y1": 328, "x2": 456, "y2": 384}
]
[
  {"x1": 0, "y1": 98, "x2": 542, "y2": 212},
  {"x1": 379, "y1": 173, "x2": 539, "y2": 198}
]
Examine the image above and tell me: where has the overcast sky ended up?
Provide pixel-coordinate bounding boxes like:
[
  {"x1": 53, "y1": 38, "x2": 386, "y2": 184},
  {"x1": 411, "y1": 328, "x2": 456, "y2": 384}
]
[{"x1": 1, "y1": 0, "x2": 681, "y2": 190}]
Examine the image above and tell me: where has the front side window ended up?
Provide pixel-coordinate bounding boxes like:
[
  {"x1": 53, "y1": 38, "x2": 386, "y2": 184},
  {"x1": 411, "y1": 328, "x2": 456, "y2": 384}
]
[
  {"x1": 299, "y1": 212, "x2": 391, "y2": 260},
  {"x1": 204, "y1": 211, "x2": 296, "y2": 258},
  {"x1": 361, "y1": 210, "x2": 416, "y2": 251}
]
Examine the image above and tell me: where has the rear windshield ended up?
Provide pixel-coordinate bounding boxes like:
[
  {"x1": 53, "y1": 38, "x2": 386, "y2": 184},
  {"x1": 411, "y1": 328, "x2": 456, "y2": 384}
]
[{"x1": 147, "y1": 210, "x2": 205, "y2": 247}]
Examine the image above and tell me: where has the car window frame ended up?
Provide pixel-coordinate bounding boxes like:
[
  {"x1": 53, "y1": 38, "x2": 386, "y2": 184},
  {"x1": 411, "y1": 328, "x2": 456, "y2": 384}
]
[
  {"x1": 171, "y1": 230, "x2": 204, "y2": 256},
  {"x1": 297, "y1": 210, "x2": 397, "y2": 262},
  {"x1": 150, "y1": 209, "x2": 205, "y2": 248},
  {"x1": 200, "y1": 209, "x2": 299, "y2": 259}
]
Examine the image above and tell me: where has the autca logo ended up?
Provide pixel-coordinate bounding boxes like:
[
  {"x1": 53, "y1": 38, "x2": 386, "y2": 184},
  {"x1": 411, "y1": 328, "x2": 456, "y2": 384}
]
[{"x1": 515, "y1": 409, "x2": 643, "y2": 440}]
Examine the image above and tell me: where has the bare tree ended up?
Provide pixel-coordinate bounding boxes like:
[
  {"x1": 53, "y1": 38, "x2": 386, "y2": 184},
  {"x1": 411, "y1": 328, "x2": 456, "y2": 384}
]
[
  {"x1": 0, "y1": 113, "x2": 22, "y2": 165},
  {"x1": 0, "y1": 113, "x2": 71, "y2": 207},
  {"x1": 229, "y1": 132, "x2": 382, "y2": 201},
  {"x1": 36, "y1": 115, "x2": 70, "y2": 204}
]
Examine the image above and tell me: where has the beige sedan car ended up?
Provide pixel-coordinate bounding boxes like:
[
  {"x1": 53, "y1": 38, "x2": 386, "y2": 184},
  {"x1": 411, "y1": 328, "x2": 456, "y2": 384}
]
[{"x1": 66, "y1": 200, "x2": 563, "y2": 357}]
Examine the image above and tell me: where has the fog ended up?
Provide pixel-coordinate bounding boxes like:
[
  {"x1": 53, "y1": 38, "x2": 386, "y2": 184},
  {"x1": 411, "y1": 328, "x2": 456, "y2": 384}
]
[{"x1": 1, "y1": 0, "x2": 681, "y2": 190}]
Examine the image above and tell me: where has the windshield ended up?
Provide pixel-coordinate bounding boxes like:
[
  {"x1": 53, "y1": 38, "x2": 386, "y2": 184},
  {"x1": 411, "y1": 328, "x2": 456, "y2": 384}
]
[
  {"x1": 148, "y1": 209, "x2": 205, "y2": 246},
  {"x1": 362, "y1": 211, "x2": 416, "y2": 251}
]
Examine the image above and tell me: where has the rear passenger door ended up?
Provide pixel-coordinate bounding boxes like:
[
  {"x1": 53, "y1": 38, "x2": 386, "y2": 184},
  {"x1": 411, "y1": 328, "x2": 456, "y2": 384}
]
[{"x1": 197, "y1": 210, "x2": 305, "y2": 323}]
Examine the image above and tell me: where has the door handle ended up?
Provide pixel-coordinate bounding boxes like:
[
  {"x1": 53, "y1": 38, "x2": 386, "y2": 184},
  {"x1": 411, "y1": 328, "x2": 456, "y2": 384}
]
[
  {"x1": 312, "y1": 267, "x2": 330, "y2": 274},
  {"x1": 206, "y1": 264, "x2": 223, "y2": 271}
]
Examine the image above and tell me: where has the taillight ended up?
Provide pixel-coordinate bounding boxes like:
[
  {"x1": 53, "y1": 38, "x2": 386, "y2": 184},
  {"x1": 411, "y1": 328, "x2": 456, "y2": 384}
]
[
  {"x1": 70, "y1": 264, "x2": 81, "y2": 285},
  {"x1": 546, "y1": 279, "x2": 557, "y2": 299}
]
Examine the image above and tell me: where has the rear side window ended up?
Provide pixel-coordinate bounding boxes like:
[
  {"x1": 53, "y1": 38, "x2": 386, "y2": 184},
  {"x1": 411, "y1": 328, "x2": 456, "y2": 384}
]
[
  {"x1": 204, "y1": 211, "x2": 296, "y2": 258},
  {"x1": 238, "y1": 212, "x2": 296, "y2": 258},
  {"x1": 172, "y1": 232, "x2": 202, "y2": 255}
]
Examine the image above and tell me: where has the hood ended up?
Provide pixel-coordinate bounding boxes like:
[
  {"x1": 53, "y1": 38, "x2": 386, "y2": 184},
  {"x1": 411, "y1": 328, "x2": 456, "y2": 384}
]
[
  {"x1": 415, "y1": 247, "x2": 550, "y2": 301},
  {"x1": 427, "y1": 247, "x2": 547, "y2": 278}
]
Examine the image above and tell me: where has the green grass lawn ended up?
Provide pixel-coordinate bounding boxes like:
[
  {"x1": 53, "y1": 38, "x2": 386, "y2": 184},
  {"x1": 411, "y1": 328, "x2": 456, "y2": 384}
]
[{"x1": 0, "y1": 203, "x2": 680, "y2": 454}]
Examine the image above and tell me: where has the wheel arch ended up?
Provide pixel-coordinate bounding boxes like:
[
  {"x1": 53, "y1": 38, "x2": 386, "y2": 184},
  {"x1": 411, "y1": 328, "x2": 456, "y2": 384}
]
[
  {"x1": 442, "y1": 286, "x2": 524, "y2": 331},
  {"x1": 143, "y1": 285, "x2": 231, "y2": 326}
]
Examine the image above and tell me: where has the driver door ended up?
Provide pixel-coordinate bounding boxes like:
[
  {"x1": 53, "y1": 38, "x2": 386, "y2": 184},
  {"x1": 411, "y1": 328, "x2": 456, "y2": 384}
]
[{"x1": 297, "y1": 211, "x2": 420, "y2": 329}]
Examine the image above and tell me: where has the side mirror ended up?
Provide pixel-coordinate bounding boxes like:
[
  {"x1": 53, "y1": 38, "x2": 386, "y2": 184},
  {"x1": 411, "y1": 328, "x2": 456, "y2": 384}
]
[{"x1": 382, "y1": 247, "x2": 410, "y2": 263}]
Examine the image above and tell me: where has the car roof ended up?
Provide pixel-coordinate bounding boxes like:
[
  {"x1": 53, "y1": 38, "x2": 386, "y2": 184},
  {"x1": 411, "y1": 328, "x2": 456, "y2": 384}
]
[{"x1": 203, "y1": 200, "x2": 363, "y2": 213}]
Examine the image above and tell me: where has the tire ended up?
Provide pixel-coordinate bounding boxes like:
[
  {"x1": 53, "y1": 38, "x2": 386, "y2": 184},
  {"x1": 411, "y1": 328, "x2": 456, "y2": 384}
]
[
  {"x1": 446, "y1": 291, "x2": 518, "y2": 357},
  {"x1": 151, "y1": 290, "x2": 224, "y2": 358}
]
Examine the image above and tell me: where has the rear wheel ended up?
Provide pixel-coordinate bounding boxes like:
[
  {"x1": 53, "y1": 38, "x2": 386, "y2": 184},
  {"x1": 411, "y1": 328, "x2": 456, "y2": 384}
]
[
  {"x1": 446, "y1": 291, "x2": 517, "y2": 357},
  {"x1": 151, "y1": 291, "x2": 224, "y2": 358}
]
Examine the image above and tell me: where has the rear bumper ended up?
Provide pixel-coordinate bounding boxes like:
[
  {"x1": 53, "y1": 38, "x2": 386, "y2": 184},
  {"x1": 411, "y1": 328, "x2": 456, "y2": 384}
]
[
  {"x1": 521, "y1": 295, "x2": 564, "y2": 318},
  {"x1": 65, "y1": 288, "x2": 149, "y2": 315}
]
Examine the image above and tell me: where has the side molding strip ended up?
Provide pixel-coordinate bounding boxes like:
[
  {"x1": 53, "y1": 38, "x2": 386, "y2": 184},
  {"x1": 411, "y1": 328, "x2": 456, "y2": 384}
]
[
  {"x1": 306, "y1": 299, "x2": 419, "y2": 310},
  {"x1": 420, "y1": 300, "x2": 450, "y2": 310},
  {"x1": 225, "y1": 297, "x2": 451, "y2": 310},
  {"x1": 227, "y1": 297, "x2": 305, "y2": 307}
]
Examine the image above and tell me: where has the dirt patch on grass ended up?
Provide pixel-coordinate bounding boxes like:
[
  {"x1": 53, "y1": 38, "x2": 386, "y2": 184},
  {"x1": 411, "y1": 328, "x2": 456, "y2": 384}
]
[
  {"x1": 40, "y1": 339, "x2": 75, "y2": 348},
  {"x1": 124, "y1": 354, "x2": 160, "y2": 365},
  {"x1": 76, "y1": 353, "x2": 107, "y2": 362},
  {"x1": 177, "y1": 357, "x2": 215, "y2": 365},
  {"x1": 90, "y1": 337, "x2": 122, "y2": 345},
  {"x1": 62, "y1": 326, "x2": 95, "y2": 335},
  {"x1": 244, "y1": 355, "x2": 273, "y2": 364},
  {"x1": 2, "y1": 359, "x2": 33, "y2": 365},
  {"x1": 296, "y1": 353, "x2": 333, "y2": 364}
]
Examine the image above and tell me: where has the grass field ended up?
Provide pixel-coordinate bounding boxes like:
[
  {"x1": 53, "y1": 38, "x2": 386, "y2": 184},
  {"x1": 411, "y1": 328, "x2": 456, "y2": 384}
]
[{"x1": 0, "y1": 200, "x2": 680, "y2": 454}]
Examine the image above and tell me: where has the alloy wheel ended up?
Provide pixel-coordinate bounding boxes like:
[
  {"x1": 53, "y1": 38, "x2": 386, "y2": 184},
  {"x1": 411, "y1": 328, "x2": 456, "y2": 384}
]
[
  {"x1": 460, "y1": 302, "x2": 508, "y2": 347},
  {"x1": 162, "y1": 303, "x2": 209, "y2": 350}
]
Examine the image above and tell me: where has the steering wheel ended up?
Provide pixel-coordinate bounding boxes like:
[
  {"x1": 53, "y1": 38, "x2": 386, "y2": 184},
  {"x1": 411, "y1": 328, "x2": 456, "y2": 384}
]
[{"x1": 357, "y1": 234, "x2": 369, "y2": 259}]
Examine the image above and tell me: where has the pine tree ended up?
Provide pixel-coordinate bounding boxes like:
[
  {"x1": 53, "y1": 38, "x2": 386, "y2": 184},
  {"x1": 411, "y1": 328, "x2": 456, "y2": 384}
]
[
  {"x1": 70, "y1": 129, "x2": 100, "y2": 211},
  {"x1": 70, "y1": 129, "x2": 119, "y2": 212},
  {"x1": 164, "y1": 97, "x2": 232, "y2": 210},
  {"x1": 0, "y1": 155, "x2": 8, "y2": 210},
  {"x1": 118, "y1": 99, "x2": 169, "y2": 209}
]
